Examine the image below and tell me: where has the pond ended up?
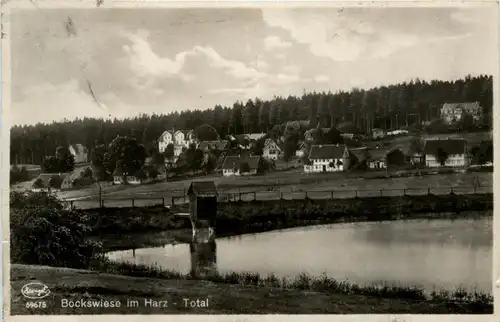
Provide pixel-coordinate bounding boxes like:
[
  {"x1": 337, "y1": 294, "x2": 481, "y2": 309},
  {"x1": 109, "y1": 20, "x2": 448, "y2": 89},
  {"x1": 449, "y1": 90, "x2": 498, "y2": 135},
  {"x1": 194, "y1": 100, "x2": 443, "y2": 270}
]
[{"x1": 107, "y1": 216, "x2": 492, "y2": 293}]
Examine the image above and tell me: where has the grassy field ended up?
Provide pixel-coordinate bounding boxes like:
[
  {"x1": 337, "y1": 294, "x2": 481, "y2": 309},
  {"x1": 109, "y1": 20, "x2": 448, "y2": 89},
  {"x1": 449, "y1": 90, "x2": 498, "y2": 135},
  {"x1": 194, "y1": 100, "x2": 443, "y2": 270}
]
[
  {"x1": 10, "y1": 264, "x2": 492, "y2": 314},
  {"x1": 66, "y1": 170, "x2": 492, "y2": 209}
]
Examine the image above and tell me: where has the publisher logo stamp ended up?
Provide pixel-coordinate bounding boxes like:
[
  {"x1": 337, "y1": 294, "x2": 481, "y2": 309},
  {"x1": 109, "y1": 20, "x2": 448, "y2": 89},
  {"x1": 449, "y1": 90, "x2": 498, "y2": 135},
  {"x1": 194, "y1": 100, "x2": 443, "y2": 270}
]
[{"x1": 21, "y1": 283, "x2": 51, "y2": 300}]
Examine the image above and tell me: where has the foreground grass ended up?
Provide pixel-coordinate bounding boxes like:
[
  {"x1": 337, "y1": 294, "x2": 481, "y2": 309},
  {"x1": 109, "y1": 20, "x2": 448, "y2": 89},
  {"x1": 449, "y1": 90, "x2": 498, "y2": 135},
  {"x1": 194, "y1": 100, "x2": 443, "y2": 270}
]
[{"x1": 10, "y1": 264, "x2": 492, "y2": 314}]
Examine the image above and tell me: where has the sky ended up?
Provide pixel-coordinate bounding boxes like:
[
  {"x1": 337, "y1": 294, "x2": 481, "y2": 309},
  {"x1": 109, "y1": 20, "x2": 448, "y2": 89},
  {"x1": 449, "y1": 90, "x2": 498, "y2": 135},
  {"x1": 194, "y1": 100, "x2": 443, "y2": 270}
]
[{"x1": 9, "y1": 6, "x2": 498, "y2": 126}]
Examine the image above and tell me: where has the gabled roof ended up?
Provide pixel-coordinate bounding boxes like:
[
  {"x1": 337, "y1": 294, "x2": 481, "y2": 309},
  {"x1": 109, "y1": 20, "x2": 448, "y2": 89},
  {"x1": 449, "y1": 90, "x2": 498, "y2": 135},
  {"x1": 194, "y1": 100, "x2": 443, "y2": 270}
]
[
  {"x1": 367, "y1": 148, "x2": 388, "y2": 160},
  {"x1": 188, "y1": 181, "x2": 218, "y2": 197},
  {"x1": 174, "y1": 129, "x2": 193, "y2": 137},
  {"x1": 221, "y1": 155, "x2": 260, "y2": 171},
  {"x1": 350, "y1": 147, "x2": 371, "y2": 162},
  {"x1": 424, "y1": 138, "x2": 466, "y2": 155},
  {"x1": 264, "y1": 138, "x2": 281, "y2": 150},
  {"x1": 33, "y1": 173, "x2": 69, "y2": 188},
  {"x1": 308, "y1": 144, "x2": 347, "y2": 160}
]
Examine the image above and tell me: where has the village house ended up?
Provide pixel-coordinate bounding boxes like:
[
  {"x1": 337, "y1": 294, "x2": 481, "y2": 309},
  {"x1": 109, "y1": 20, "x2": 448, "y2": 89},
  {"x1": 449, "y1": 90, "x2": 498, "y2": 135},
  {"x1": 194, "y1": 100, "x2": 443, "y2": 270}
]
[
  {"x1": 371, "y1": 128, "x2": 386, "y2": 140},
  {"x1": 423, "y1": 138, "x2": 467, "y2": 168},
  {"x1": 304, "y1": 128, "x2": 330, "y2": 143},
  {"x1": 304, "y1": 144, "x2": 350, "y2": 173},
  {"x1": 112, "y1": 168, "x2": 142, "y2": 185},
  {"x1": 367, "y1": 149, "x2": 387, "y2": 169},
  {"x1": 263, "y1": 138, "x2": 283, "y2": 160},
  {"x1": 68, "y1": 144, "x2": 88, "y2": 163},
  {"x1": 221, "y1": 155, "x2": 261, "y2": 176},
  {"x1": 440, "y1": 101, "x2": 483, "y2": 125},
  {"x1": 158, "y1": 129, "x2": 196, "y2": 156}
]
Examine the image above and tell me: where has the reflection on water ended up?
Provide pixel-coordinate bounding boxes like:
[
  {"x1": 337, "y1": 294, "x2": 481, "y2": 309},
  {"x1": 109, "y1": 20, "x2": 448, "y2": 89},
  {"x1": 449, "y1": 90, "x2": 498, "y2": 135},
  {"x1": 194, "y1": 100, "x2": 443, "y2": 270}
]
[{"x1": 107, "y1": 217, "x2": 492, "y2": 293}]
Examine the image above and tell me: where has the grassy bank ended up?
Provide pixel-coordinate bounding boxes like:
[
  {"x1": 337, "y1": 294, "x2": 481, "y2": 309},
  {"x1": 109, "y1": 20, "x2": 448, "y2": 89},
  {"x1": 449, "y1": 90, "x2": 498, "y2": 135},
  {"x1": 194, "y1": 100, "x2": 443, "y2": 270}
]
[
  {"x1": 82, "y1": 193, "x2": 493, "y2": 251},
  {"x1": 10, "y1": 263, "x2": 492, "y2": 314}
]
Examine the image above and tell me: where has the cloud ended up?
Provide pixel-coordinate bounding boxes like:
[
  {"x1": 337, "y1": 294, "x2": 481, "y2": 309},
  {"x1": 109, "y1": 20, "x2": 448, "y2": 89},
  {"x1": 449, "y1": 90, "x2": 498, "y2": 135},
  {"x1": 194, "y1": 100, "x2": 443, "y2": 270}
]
[
  {"x1": 264, "y1": 35, "x2": 292, "y2": 50},
  {"x1": 11, "y1": 80, "x2": 112, "y2": 125},
  {"x1": 262, "y1": 9, "x2": 473, "y2": 61},
  {"x1": 124, "y1": 31, "x2": 267, "y2": 82},
  {"x1": 315, "y1": 75, "x2": 331, "y2": 83}
]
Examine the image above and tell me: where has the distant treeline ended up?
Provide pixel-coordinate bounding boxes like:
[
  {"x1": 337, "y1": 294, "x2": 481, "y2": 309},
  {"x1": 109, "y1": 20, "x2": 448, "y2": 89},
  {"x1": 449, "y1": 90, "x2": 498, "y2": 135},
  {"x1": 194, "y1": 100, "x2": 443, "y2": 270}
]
[{"x1": 10, "y1": 75, "x2": 493, "y2": 165}]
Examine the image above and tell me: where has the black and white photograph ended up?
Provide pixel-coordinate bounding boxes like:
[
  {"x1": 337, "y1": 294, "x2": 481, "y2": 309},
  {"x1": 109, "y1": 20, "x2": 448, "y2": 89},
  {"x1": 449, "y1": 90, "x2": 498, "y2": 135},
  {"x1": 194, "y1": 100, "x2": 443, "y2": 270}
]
[{"x1": 4, "y1": 2, "x2": 497, "y2": 316}]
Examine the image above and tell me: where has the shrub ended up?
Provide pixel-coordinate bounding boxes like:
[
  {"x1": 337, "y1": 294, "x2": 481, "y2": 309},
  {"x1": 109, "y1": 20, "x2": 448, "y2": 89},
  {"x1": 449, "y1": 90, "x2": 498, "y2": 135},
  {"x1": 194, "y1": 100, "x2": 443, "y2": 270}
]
[{"x1": 10, "y1": 191, "x2": 103, "y2": 269}]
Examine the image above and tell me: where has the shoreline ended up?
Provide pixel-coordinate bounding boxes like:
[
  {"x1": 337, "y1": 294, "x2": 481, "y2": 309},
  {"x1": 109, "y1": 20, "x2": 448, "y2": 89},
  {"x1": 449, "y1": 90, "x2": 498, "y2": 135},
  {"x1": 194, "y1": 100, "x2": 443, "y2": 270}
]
[{"x1": 10, "y1": 263, "x2": 493, "y2": 314}]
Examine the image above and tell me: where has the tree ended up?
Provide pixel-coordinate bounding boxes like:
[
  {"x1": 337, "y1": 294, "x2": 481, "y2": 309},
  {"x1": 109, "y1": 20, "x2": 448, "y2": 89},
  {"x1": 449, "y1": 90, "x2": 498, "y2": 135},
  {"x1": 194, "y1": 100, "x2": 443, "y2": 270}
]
[
  {"x1": 195, "y1": 124, "x2": 219, "y2": 141},
  {"x1": 151, "y1": 151, "x2": 167, "y2": 179},
  {"x1": 203, "y1": 153, "x2": 217, "y2": 174},
  {"x1": 33, "y1": 177, "x2": 45, "y2": 189},
  {"x1": 458, "y1": 113, "x2": 476, "y2": 132},
  {"x1": 386, "y1": 149, "x2": 406, "y2": 167},
  {"x1": 42, "y1": 156, "x2": 60, "y2": 173},
  {"x1": 90, "y1": 144, "x2": 107, "y2": 181},
  {"x1": 10, "y1": 165, "x2": 30, "y2": 185},
  {"x1": 10, "y1": 191, "x2": 103, "y2": 268},
  {"x1": 239, "y1": 161, "x2": 251, "y2": 174},
  {"x1": 192, "y1": 149, "x2": 205, "y2": 173},
  {"x1": 8, "y1": 75, "x2": 493, "y2": 167},
  {"x1": 435, "y1": 147, "x2": 449, "y2": 166},
  {"x1": 325, "y1": 127, "x2": 343, "y2": 145},
  {"x1": 55, "y1": 146, "x2": 75, "y2": 173},
  {"x1": 251, "y1": 137, "x2": 266, "y2": 156},
  {"x1": 48, "y1": 175, "x2": 63, "y2": 190},
  {"x1": 104, "y1": 136, "x2": 147, "y2": 177},
  {"x1": 470, "y1": 140, "x2": 493, "y2": 165}
]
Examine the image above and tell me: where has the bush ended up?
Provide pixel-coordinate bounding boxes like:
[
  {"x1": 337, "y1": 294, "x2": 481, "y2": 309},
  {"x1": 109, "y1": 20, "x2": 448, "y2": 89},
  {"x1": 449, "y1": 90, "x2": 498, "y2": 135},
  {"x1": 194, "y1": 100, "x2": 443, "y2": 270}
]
[
  {"x1": 10, "y1": 165, "x2": 30, "y2": 185},
  {"x1": 10, "y1": 191, "x2": 103, "y2": 269}
]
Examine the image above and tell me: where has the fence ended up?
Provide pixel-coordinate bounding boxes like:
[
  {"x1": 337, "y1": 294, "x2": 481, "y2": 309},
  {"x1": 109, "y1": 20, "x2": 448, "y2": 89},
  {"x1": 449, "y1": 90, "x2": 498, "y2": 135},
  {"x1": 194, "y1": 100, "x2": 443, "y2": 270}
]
[{"x1": 67, "y1": 185, "x2": 493, "y2": 210}]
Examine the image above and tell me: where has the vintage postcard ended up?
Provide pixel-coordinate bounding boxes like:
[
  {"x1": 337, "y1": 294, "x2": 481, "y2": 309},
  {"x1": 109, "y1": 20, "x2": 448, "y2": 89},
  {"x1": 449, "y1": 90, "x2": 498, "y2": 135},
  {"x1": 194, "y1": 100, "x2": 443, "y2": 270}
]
[{"x1": 2, "y1": 0, "x2": 498, "y2": 320}]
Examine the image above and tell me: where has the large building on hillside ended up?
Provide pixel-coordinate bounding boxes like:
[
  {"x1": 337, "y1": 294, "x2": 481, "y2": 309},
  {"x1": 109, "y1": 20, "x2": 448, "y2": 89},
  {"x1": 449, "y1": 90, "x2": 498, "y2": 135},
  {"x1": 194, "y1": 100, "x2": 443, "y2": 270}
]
[
  {"x1": 304, "y1": 144, "x2": 350, "y2": 173},
  {"x1": 423, "y1": 138, "x2": 467, "y2": 168},
  {"x1": 440, "y1": 101, "x2": 483, "y2": 125},
  {"x1": 158, "y1": 129, "x2": 196, "y2": 156}
]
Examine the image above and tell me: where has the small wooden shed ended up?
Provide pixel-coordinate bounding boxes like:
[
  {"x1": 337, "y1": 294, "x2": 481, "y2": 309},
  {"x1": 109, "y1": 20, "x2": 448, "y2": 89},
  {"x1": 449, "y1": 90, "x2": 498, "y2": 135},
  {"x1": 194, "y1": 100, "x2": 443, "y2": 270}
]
[{"x1": 187, "y1": 181, "x2": 218, "y2": 225}]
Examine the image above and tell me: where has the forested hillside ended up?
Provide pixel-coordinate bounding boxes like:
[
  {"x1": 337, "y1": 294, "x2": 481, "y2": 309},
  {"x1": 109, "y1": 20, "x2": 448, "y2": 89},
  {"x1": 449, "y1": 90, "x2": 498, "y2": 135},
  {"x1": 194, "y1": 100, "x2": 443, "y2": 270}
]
[{"x1": 10, "y1": 75, "x2": 493, "y2": 165}]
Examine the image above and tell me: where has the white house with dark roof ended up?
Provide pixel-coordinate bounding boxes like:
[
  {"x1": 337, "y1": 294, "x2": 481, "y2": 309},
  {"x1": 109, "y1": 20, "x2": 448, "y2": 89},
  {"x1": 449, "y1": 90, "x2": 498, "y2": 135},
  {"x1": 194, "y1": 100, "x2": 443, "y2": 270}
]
[
  {"x1": 68, "y1": 144, "x2": 88, "y2": 164},
  {"x1": 158, "y1": 129, "x2": 196, "y2": 156},
  {"x1": 158, "y1": 130, "x2": 175, "y2": 153},
  {"x1": 423, "y1": 138, "x2": 467, "y2": 167},
  {"x1": 304, "y1": 144, "x2": 350, "y2": 173}
]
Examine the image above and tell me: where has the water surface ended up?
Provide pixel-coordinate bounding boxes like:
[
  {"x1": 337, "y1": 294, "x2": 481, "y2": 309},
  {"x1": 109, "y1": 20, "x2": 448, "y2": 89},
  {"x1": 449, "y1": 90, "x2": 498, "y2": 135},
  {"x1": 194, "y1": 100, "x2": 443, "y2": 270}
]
[{"x1": 107, "y1": 216, "x2": 492, "y2": 293}]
